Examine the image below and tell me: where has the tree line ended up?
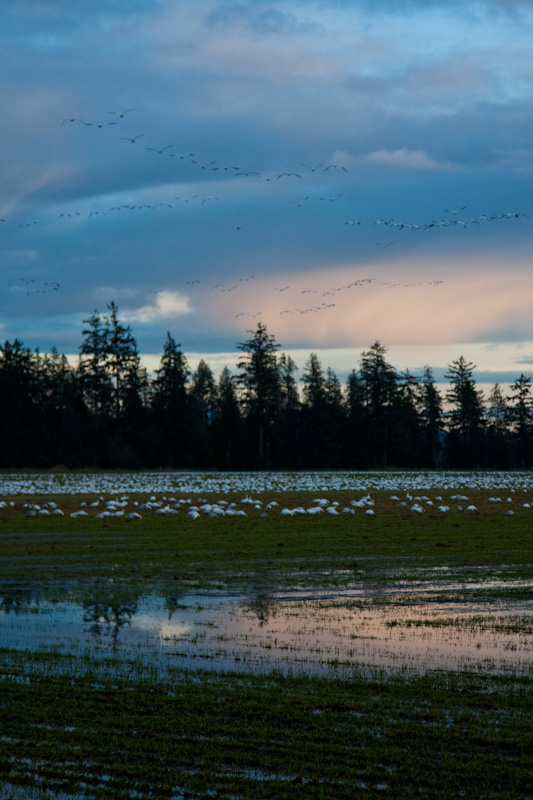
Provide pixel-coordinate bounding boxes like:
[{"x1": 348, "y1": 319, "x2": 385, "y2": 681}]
[{"x1": 1, "y1": 303, "x2": 532, "y2": 470}]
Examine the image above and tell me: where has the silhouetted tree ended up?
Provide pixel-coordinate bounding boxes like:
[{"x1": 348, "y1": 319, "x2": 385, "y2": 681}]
[
  {"x1": 359, "y1": 341, "x2": 397, "y2": 467},
  {"x1": 301, "y1": 353, "x2": 329, "y2": 466},
  {"x1": 150, "y1": 332, "x2": 191, "y2": 465},
  {"x1": 0, "y1": 339, "x2": 41, "y2": 465},
  {"x1": 418, "y1": 367, "x2": 444, "y2": 467},
  {"x1": 190, "y1": 359, "x2": 218, "y2": 465},
  {"x1": 212, "y1": 367, "x2": 244, "y2": 468},
  {"x1": 393, "y1": 370, "x2": 423, "y2": 466},
  {"x1": 39, "y1": 347, "x2": 86, "y2": 466},
  {"x1": 509, "y1": 374, "x2": 533, "y2": 467},
  {"x1": 486, "y1": 383, "x2": 511, "y2": 467},
  {"x1": 445, "y1": 356, "x2": 485, "y2": 466},
  {"x1": 345, "y1": 369, "x2": 368, "y2": 467},
  {"x1": 278, "y1": 353, "x2": 301, "y2": 467},
  {"x1": 104, "y1": 301, "x2": 143, "y2": 420},
  {"x1": 237, "y1": 323, "x2": 281, "y2": 465},
  {"x1": 78, "y1": 309, "x2": 113, "y2": 418}
]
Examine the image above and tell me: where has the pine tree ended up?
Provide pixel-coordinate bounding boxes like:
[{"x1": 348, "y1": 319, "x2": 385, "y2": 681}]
[
  {"x1": 445, "y1": 356, "x2": 485, "y2": 466},
  {"x1": 104, "y1": 301, "x2": 143, "y2": 420},
  {"x1": 487, "y1": 383, "x2": 510, "y2": 467},
  {"x1": 345, "y1": 369, "x2": 368, "y2": 467},
  {"x1": 278, "y1": 354, "x2": 301, "y2": 467},
  {"x1": 190, "y1": 359, "x2": 218, "y2": 465},
  {"x1": 214, "y1": 367, "x2": 244, "y2": 469},
  {"x1": 394, "y1": 370, "x2": 422, "y2": 466},
  {"x1": 418, "y1": 367, "x2": 443, "y2": 467},
  {"x1": 509, "y1": 374, "x2": 533, "y2": 467},
  {"x1": 150, "y1": 333, "x2": 191, "y2": 465},
  {"x1": 301, "y1": 353, "x2": 328, "y2": 466},
  {"x1": 236, "y1": 322, "x2": 281, "y2": 464},
  {"x1": 0, "y1": 339, "x2": 41, "y2": 465},
  {"x1": 78, "y1": 310, "x2": 113, "y2": 417},
  {"x1": 359, "y1": 341, "x2": 397, "y2": 467}
]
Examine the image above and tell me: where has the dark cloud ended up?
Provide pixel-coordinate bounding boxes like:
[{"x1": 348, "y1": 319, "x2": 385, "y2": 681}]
[{"x1": 205, "y1": 2, "x2": 322, "y2": 36}]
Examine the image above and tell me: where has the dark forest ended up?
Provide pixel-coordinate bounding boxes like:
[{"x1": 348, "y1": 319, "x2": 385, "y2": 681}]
[{"x1": 1, "y1": 303, "x2": 531, "y2": 471}]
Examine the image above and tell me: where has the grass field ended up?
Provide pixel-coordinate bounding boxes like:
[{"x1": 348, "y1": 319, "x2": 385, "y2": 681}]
[{"x1": 1, "y1": 474, "x2": 532, "y2": 798}]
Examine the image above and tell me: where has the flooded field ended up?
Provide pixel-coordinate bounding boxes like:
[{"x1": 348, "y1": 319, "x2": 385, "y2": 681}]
[
  {"x1": 2, "y1": 573, "x2": 532, "y2": 678},
  {"x1": 1, "y1": 472, "x2": 532, "y2": 798}
]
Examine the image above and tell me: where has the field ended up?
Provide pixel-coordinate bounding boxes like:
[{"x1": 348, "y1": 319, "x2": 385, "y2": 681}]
[{"x1": 0, "y1": 471, "x2": 532, "y2": 799}]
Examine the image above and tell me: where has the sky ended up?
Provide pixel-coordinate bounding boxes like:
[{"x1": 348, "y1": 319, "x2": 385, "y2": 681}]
[{"x1": 2, "y1": 0, "x2": 533, "y2": 387}]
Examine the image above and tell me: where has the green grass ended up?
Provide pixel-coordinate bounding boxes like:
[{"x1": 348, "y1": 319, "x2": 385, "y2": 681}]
[
  {"x1": 1, "y1": 490, "x2": 533, "y2": 595},
  {"x1": 1, "y1": 648, "x2": 532, "y2": 799}
]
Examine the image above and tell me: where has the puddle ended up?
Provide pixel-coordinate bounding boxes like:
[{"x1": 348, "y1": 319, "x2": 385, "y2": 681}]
[{"x1": 1, "y1": 580, "x2": 532, "y2": 677}]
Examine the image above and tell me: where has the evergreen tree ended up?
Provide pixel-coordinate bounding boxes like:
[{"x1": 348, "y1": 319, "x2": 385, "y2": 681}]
[
  {"x1": 301, "y1": 353, "x2": 328, "y2": 466},
  {"x1": 359, "y1": 341, "x2": 397, "y2": 467},
  {"x1": 508, "y1": 374, "x2": 533, "y2": 467},
  {"x1": 236, "y1": 322, "x2": 281, "y2": 464},
  {"x1": 78, "y1": 310, "x2": 113, "y2": 418},
  {"x1": 393, "y1": 370, "x2": 422, "y2": 466},
  {"x1": 445, "y1": 356, "x2": 485, "y2": 466},
  {"x1": 278, "y1": 354, "x2": 301, "y2": 467},
  {"x1": 190, "y1": 359, "x2": 218, "y2": 465},
  {"x1": 487, "y1": 383, "x2": 511, "y2": 467},
  {"x1": 190, "y1": 359, "x2": 218, "y2": 428},
  {"x1": 104, "y1": 301, "x2": 143, "y2": 420},
  {"x1": 418, "y1": 367, "x2": 444, "y2": 467},
  {"x1": 150, "y1": 333, "x2": 191, "y2": 465},
  {"x1": 345, "y1": 369, "x2": 368, "y2": 467},
  {"x1": 324, "y1": 366, "x2": 346, "y2": 465},
  {"x1": 0, "y1": 340, "x2": 41, "y2": 466},
  {"x1": 213, "y1": 366, "x2": 244, "y2": 469},
  {"x1": 40, "y1": 348, "x2": 86, "y2": 466}
]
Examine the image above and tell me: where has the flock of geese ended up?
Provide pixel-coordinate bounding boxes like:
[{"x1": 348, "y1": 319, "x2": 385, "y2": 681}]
[{"x1": 1, "y1": 107, "x2": 530, "y2": 323}]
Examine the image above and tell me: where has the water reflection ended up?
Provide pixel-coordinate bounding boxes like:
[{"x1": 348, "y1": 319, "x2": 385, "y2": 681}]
[
  {"x1": 0, "y1": 577, "x2": 532, "y2": 677},
  {"x1": 81, "y1": 600, "x2": 138, "y2": 643},
  {"x1": 0, "y1": 584, "x2": 43, "y2": 615}
]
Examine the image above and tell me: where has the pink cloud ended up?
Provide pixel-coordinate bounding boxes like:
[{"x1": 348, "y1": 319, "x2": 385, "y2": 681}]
[{"x1": 363, "y1": 148, "x2": 460, "y2": 172}]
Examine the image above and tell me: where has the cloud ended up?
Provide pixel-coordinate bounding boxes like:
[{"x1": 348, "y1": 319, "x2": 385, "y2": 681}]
[
  {"x1": 205, "y1": 3, "x2": 313, "y2": 34},
  {"x1": 200, "y1": 255, "x2": 533, "y2": 350},
  {"x1": 120, "y1": 291, "x2": 192, "y2": 324},
  {"x1": 363, "y1": 148, "x2": 461, "y2": 172}
]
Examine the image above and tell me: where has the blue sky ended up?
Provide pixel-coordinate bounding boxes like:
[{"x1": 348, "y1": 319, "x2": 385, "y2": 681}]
[{"x1": 2, "y1": 0, "x2": 533, "y2": 385}]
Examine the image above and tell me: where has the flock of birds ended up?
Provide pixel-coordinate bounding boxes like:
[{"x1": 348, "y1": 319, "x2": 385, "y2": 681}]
[
  {"x1": 2, "y1": 106, "x2": 531, "y2": 326},
  {"x1": 3, "y1": 107, "x2": 528, "y2": 236},
  {"x1": 206, "y1": 276, "x2": 445, "y2": 319},
  {"x1": 7, "y1": 490, "x2": 529, "y2": 520},
  {"x1": 7, "y1": 279, "x2": 60, "y2": 297}
]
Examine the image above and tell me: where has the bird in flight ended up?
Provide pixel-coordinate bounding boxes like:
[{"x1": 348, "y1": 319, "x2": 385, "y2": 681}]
[
  {"x1": 79, "y1": 120, "x2": 117, "y2": 128},
  {"x1": 146, "y1": 145, "x2": 174, "y2": 154},
  {"x1": 290, "y1": 197, "x2": 310, "y2": 207},
  {"x1": 443, "y1": 206, "x2": 467, "y2": 215},
  {"x1": 108, "y1": 108, "x2": 134, "y2": 118},
  {"x1": 120, "y1": 134, "x2": 144, "y2": 143}
]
